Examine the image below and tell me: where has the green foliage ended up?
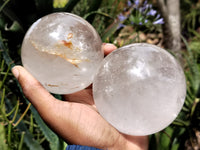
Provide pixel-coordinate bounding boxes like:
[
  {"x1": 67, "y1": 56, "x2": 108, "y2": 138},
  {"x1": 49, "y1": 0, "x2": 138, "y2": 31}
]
[
  {"x1": 0, "y1": 0, "x2": 121, "y2": 149},
  {"x1": 0, "y1": 122, "x2": 8, "y2": 150},
  {"x1": 0, "y1": 46, "x2": 45, "y2": 149},
  {"x1": 148, "y1": 1, "x2": 200, "y2": 148},
  {"x1": 149, "y1": 31, "x2": 200, "y2": 149},
  {"x1": 149, "y1": 126, "x2": 186, "y2": 150},
  {"x1": 181, "y1": 0, "x2": 200, "y2": 35},
  {"x1": 0, "y1": 0, "x2": 80, "y2": 149},
  {"x1": 1, "y1": 0, "x2": 200, "y2": 149},
  {"x1": 53, "y1": 0, "x2": 68, "y2": 8}
]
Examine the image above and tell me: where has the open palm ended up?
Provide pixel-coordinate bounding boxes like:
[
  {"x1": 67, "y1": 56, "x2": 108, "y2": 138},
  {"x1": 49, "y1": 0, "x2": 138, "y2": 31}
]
[{"x1": 12, "y1": 44, "x2": 148, "y2": 150}]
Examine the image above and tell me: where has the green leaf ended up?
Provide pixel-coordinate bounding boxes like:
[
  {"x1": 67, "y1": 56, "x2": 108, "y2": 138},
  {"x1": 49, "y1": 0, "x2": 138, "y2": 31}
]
[
  {"x1": 85, "y1": 0, "x2": 102, "y2": 23},
  {"x1": 0, "y1": 0, "x2": 10, "y2": 13},
  {"x1": 159, "y1": 128, "x2": 174, "y2": 149},
  {"x1": 63, "y1": 0, "x2": 80, "y2": 12},
  {"x1": 2, "y1": 7, "x2": 24, "y2": 31},
  {"x1": 5, "y1": 21, "x2": 23, "y2": 32},
  {"x1": 102, "y1": 7, "x2": 134, "y2": 42},
  {"x1": 0, "y1": 31, "x2": 65, "y2": 150},
  {"x1": 84, "y1": 11, "x2": 113, "y2": 21},
  {"x1": 30, "y1": 105, "x2": 61, "y2": 150},
  {"x1": 0, "y1": 33, "x2": 14, "y2": 68},
  {"x1": 101, "y1": 19, "x2": 120, "y2": 42},
  {"x1": 0, "y1": 122, "x2": 8, "y2": 150},
  {"x1": 53, "y1": 0, "x2": 68, "y2": 8}
]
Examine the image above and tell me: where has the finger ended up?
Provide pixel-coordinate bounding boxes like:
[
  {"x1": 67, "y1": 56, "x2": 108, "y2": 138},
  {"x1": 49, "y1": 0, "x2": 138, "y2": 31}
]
[
  {"x1": 11, "y1": 66, "x2": 121, "y2": 148},
  {"x1": 12, "y1": 66, "x2": 148, "y2": 150},
  {"x1": 63, "y1": 89, "x2": 95, "y2": 107},
  {"x1": 64, "y1": 43, "x2": 117, "y2": 104},
  {"x1": 102, "y1": 43, "x2": 117, "y2": 56},
  {"x1": 12, "y1": 66, "x2": 57, "y2": 117}
]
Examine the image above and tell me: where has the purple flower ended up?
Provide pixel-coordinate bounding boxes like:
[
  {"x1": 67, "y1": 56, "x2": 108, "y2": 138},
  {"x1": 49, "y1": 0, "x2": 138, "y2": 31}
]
[
  {"x1": 138, "y1": 19, "x2": 148, "y2": 25},
  {"x1": 139, "y1": 7, "x2": 145, "y2": 13},
  {"x1": 147, "y1": 9, "x2": 157, "y2": 16},
  {"x1": 118, "y1": 13, "x2": 127, "y2": 22},
  {"x1": 139, "y1": 4, "x2": 150, "y2": 13},
  {"x1": 127, "y1": 0, "x2": 132, "y2": 7},
  {"x1": 153, "y1": 18, "x2": 164, "y2": 24},
  {"x1": 144, "y1": 4, "x2": 152, "y2": 10},
  {"x1": 134, "y1": 0, "x2": 140, "y2": 7},
  {"x1": 156, "y1": 14, "x2": 161, "y2": 19},
  {"x1": 143, "y1": 0, "x2": 148, "y2": 6}
]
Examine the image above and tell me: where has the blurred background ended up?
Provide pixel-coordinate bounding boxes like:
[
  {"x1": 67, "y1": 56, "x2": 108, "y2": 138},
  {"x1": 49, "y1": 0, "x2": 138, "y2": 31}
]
[{"x1": 0, "y1": 0, "x2": 200, "y2": 149}]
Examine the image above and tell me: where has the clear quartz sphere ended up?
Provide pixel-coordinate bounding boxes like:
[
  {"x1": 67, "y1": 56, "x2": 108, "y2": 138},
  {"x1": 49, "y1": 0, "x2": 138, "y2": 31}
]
[
  {"x1": 21, "y1": 12, "x2": 103, "y2": 94},
  {"x1": 93, "y1": 43, "x2": 186, "y2": 136}
]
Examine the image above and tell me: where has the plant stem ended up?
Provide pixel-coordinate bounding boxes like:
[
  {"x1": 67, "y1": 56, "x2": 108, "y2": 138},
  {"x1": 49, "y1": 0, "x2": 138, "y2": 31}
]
[
  {"x1": 0, "y1": 64, "x2": 11, "y2": 89},
  {"x1": 6, "y1": 104, "x2": 18, "y2": 117},
  {"x1": 0, "y1": 88, "x2": 9, "y2": 122},
  {"x1": 7, "y1": 122, "x2": 12, "y2": 147},
  {"x1": 0, "y1": 88, "x2": 5, "y2": 108},
  {"x1": 11, "y1": 100, "x2": 19, "y2": 123},
  {"x1": 29, "y1": 113, "x2": 33, "y2": 133},
  {"x1": 1, "y1": 59, "x2": 5, "y2": 73},
  {"x1": 18, "y1": 132, "x2": 25, "y2": 150},
  {"x1": 14, "y1": 103, "x2": 31, "y2": 127},
  {"x1": 0, "y1": 0, "x2": 10, "y2": 13},
  {"x1": 39, "y1": 136, "x2": 46, "y2": 144}
]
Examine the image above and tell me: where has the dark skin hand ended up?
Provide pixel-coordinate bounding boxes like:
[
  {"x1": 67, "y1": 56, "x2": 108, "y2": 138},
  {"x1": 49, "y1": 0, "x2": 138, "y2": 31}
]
[{"x1": 12, "y1": 43, "x2": 148, "y2": 150}]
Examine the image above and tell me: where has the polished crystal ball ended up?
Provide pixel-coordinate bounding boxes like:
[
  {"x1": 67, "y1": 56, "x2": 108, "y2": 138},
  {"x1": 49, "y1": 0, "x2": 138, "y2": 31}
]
[
  {"x1": 21, "y1": 13, "x2": 103, "y2": 94},
  {"x1": 93, "y1": 43, "x2": 186, "y2": 135}
]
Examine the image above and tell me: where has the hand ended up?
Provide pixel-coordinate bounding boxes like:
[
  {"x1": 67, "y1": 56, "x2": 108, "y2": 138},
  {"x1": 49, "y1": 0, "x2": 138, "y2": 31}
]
[{"x1": 12, "y1": 43, "x2": 148, "y2": 150}]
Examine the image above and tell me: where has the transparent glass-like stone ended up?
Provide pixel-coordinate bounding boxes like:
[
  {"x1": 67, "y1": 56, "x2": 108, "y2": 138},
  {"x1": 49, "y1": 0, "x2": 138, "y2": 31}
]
[
  {"x1": 21, "y1": 13, "x2": 103, "y2": 94},
  {"x1": 93, "y1": 43, "x2": 186, "y2": 135}
]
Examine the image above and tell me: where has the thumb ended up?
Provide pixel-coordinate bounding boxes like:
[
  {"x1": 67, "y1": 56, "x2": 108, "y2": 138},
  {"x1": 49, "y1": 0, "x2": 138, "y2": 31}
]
[
  {"x1": 11, "y1": 66, "x2": 119, "y2": 148},
  {"x1": 11, "y1": 66, "x2": 73, "y2": 143},
  {"x1": 11, "y1": 66, "x2": 57, "y2": 117}
]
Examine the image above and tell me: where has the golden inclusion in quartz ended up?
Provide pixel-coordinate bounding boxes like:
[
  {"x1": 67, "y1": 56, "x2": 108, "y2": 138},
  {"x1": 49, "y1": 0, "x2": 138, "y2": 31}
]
[{"x1": 21, "y1": 13, "x2": 103, "y2": 94}]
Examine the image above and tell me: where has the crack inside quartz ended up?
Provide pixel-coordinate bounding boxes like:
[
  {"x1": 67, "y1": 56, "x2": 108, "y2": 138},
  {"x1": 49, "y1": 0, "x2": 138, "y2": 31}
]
[{"x1": 30, "y1": 40, "x2": 89, "y2": 68}]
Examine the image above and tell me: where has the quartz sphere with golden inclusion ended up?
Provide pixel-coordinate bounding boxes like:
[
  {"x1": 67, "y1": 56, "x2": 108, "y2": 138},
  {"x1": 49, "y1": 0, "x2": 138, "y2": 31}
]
[
  {"x1": 93, "y1": 43, "x2": 186, "y2": 135},
  {"x1": 21, "y1": 13, "x2": 103, "y2": 94}
]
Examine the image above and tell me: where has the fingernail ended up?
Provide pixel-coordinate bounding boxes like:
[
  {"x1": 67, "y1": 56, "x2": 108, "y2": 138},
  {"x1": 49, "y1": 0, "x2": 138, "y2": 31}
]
[
  {"x1": 12, "y1": 67, "x2": 19, "y2": 79},
  {"x1": 103, "y1": 43, "x2": 114, "y2": 46},
  {"x1": 103, "y1": 43, "x2": 117, "y2": 50}
]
